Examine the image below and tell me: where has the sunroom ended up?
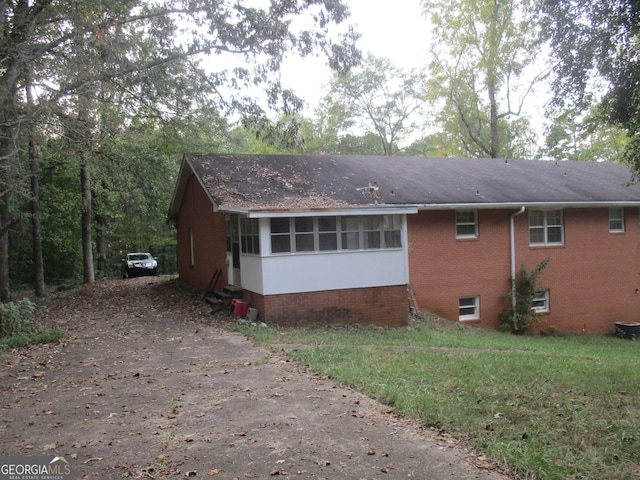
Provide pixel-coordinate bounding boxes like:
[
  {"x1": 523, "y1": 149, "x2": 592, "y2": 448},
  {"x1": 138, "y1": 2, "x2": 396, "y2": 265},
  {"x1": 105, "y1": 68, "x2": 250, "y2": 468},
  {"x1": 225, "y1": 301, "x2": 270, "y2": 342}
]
[{"x1": 224, "y1": 207, "x2": 415, "y2": 294}]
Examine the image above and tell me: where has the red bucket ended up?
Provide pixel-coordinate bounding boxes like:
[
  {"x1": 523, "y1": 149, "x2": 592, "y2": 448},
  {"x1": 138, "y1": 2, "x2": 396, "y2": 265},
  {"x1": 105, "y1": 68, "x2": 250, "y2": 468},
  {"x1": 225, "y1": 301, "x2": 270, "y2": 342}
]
[{"x1": 232, "y1": 299, "x2": 249, "y2": 317}]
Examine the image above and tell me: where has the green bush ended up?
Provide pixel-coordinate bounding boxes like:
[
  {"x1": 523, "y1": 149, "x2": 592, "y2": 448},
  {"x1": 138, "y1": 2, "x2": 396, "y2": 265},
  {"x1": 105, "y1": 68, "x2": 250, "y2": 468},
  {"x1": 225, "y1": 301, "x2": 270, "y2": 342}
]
[
  {"x1": 0, "y1": 298, "x2": 40, "y2": 338},
  {"x1": 500, "y1": 258, "x2": 549, "y2": 334},
  {"x1": 1, "y1": 335, "x2": 29, "y2": 349}
]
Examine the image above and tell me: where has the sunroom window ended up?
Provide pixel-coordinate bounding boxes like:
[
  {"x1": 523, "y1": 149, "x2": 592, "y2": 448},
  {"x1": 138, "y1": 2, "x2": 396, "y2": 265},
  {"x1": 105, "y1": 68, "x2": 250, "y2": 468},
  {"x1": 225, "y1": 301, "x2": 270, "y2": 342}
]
[
  {"x1": 318, "y1": 216, "x2": 338, "y2": 251},
  {"x1": 240, "y1": 218, "x2": 260, "y2": 254},
  {"x1": 270, "y1": 217, "x2": 291, "y2": 253},
  {"x1": 363, "y1": 216, "x2": 382, "y2": 249},
  {"x1": 383, "y1": 215, "x2": 402, "y2": 248},
  {"x1": 270, "y1": 215, "x2": 402, "y2": 254},
  {"x1": 294, "y1": 217, "x2": 314, "y2": 252},
  {"x1": 341, "y1": 217, "x2": 361, "y2": 250}
]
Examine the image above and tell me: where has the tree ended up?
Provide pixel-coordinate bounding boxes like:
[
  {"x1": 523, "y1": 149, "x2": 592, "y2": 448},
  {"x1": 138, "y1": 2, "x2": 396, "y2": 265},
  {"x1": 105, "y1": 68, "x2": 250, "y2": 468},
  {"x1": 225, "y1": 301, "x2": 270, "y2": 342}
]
[
  {"x1": 0, "y1": 0, "x2": 360, "y2": 300},
  {"x1": 537, "y1": 0, "x2": 640, "y2": 170},
  {"x1": 318, "y1": 54, "x2": 428, "y2": 156},
  {"x1": 423, "y1": 0, "x2": 544, "y2": 158},
  {"x1": 540, "y1": 107, "x2": 629, "y2": 162}
]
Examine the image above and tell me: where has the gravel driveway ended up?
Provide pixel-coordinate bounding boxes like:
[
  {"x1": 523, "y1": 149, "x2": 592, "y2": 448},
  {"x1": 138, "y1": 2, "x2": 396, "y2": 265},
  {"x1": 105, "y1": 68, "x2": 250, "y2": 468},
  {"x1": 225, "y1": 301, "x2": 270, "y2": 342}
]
[{"x1": 0, "y1": 278, "x2": 509, "y2": 479}]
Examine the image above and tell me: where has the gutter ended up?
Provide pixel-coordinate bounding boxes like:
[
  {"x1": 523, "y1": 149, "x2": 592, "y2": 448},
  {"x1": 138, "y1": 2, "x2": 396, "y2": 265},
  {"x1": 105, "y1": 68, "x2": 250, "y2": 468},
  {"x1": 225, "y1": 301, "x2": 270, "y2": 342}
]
[
  {"x1": 415, "y1": 201, "x2": 640, "y2": 210},
  {"x1": 221, "y1": 205, "x2": 418, "y2": 218},
  {"x1": 510, "y1": 207, "x2": 526, "y2": 313}
]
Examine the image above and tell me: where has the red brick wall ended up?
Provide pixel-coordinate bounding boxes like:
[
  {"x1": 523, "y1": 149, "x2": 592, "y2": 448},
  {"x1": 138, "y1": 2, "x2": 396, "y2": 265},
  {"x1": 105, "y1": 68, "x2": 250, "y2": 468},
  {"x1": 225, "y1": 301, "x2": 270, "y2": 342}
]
[
  {"x1": 408, "y1": 208, "x2": 640, "y2": 333},
  {"x1": 175, "y1": 177, "x2": 408, "y2": 328},
  {"x1": 408, "y1": 209, "x2": 511, "y2": 329},
  {"x1": 243, "y1": 286, "x2": 408, "y2": 327},
  {"x1": 516, "y1": 208, "x2": 640, "y2": 333},
  {"x1": 175, "y1": 175, "x2": 228, "y2": 291}
]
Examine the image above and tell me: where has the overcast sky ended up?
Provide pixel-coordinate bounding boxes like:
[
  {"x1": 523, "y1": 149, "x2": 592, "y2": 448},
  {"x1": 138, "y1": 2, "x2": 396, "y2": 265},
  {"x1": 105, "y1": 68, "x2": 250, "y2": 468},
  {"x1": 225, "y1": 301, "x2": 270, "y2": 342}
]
[
  {"x1": 275, "y1": 0, "x2": 548, "y2": 144},
  {"x1": 280, "y1": 0, "x2": 432, "y2": 113}
]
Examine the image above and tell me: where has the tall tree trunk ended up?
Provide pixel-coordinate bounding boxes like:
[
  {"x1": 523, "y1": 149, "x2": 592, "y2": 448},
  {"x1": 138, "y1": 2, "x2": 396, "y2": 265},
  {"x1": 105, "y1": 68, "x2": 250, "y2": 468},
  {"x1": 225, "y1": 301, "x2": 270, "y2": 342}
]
[
  {"x1": 0, "y1": 73, "x2": 16, "y2": 303},
  {"x1": 487, "y1": 1, "x2": 501, "y2": 159},
  {"x1": 0, "y1": 177, "x2": 10, "y2": 303},
  {"x1": 96, "y1": 212, "x2": 107, "y2": 275},
  {"x1": 26, "y1": 75, "x2": 45, "y2": 296},
  {"x1": 0, "y1": 122, "x2": 15, "y2": 302},
  {"x1": 80, "y1": 151, "x2": 95, "y2": 284},
  {"x1": 488, "y1": 77, "x2": 499, "y2": 158}
]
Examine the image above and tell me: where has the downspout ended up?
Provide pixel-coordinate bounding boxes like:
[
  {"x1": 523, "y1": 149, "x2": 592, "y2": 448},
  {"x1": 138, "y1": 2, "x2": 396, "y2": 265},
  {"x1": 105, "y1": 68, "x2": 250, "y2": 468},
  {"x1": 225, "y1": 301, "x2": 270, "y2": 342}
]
[{"x1": 510, "y1": 207, "x2": 526, "y2": 313}]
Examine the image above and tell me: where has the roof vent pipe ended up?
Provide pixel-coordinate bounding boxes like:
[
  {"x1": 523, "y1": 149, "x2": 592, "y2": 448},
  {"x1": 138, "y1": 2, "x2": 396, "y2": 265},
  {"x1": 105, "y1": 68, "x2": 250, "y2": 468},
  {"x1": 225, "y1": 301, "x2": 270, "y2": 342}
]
[{"x1": 510, "y1": 206, "x2": 526, "y2": 314}]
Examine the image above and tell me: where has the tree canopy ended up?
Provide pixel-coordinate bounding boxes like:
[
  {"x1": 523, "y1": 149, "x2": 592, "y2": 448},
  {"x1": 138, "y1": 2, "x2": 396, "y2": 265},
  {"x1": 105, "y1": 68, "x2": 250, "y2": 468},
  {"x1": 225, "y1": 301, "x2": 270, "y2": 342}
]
[
  {"x1": 0, "y1": 0, "x2": 360, "y2": 299},
  {"x1": 423, "y1": 0, "x2": 543, "y2": 158},
  {"x1": 5, "y1": 0, "x2": 639, "y2": 299},
  {"x1": 316, "y1": 54, "x2": 428, "y2": 156},
  {"x1": 538, "y1": 0, "x2": 640, "y2": 168}
]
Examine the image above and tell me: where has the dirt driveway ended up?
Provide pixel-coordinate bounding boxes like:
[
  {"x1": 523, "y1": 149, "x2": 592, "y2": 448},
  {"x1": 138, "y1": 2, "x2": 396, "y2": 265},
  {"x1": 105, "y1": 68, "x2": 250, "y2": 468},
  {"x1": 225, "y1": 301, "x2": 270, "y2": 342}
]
[{"x1": 0, "y1": 278, "x2": 509, "y2": 479}]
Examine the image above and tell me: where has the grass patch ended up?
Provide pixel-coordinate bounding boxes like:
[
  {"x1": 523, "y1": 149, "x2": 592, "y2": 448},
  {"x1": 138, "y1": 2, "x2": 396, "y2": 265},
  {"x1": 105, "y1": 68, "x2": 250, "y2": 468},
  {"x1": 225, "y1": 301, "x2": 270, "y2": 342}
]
[
  {"x1": 0, "y1": 328, "x2": 65, "y2": 352},
  {"x1": 237, "y1": 317, "x2": 640, "y2": 479}
]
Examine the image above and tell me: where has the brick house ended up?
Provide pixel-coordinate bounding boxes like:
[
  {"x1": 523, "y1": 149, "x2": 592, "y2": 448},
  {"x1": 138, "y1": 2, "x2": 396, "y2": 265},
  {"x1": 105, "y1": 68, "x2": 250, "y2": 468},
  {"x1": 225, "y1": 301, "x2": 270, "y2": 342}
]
[{"x1": 168, "y1": 153, "x2": 640, "y2": 333}]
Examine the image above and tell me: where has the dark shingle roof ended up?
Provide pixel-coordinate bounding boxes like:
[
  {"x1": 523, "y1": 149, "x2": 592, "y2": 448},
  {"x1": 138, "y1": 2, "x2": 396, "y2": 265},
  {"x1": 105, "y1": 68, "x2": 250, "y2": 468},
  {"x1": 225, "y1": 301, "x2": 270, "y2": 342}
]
[{"x1": 174, "y1": 153, "x2": 640, "y2": 213}]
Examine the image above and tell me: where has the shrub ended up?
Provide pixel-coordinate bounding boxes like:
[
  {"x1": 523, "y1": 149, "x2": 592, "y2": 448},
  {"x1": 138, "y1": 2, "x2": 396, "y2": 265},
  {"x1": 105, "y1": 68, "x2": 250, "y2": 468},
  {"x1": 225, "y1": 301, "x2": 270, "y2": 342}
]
[
  {"x1": 31, "y1": 329, "x2": 65, "y2": 345},
  {"x1": 500, "y1": 258, "x2": 549, "y2": 334},
  {"x1": 0, "y1": 298, "x2": 40, "y2": 338},
  {"x1": 1, "y1": 335, "x2": 29, "y2": 349}
]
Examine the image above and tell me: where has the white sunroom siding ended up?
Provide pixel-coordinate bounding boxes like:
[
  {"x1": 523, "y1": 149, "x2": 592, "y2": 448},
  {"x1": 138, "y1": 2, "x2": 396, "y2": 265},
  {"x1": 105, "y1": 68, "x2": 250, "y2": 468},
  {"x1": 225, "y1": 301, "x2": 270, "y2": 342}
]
[
  {"x1": 259, "y1": 248, "x2": 408, "y2": 295},
  {"x1": 238, "y1": 215, "x2": 410, "y2": 296}
]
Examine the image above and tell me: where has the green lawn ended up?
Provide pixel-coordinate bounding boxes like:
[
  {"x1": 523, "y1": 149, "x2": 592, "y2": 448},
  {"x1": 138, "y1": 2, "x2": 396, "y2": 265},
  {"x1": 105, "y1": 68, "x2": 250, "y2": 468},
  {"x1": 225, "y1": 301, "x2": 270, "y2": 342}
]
[{"x1": 238, "y1": 315, "x2": 640, "y2": 479}]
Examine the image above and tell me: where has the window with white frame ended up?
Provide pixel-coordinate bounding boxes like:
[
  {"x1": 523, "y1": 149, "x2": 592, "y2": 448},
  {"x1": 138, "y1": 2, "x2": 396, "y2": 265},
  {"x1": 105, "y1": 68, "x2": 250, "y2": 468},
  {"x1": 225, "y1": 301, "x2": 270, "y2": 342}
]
[
  {"x1": 609, "y1": 207, "x2": 625, "y2": 232},
  {"x1": 240, "y1": 218, "x2": 260, "y2": 254},
  {"x1": 383, "y1": 215, "x2": 402, "y2": 247},
  {"x1": 270, "y1": 217, "x2": 291, "y2": 253},
  {"x1": 363, "y1": 216, "x2": 382, "y2": 249},
  {"x1": 270, "y1": 215, "x2": 402, "y2": 254},
  {"x1": 456, "y1": 210, "x2": 478, "y2": 237},
  {"x1": 459, "y1": 296, "x2": 480, "y2": 320},
  {"x1": 529, "y1": 210, "x2": 564, "y2": 245},
  {"x1": 294, "y1": 217, "x2": 315, "y2": 252},
  {"x1": 340, "y1": 216, "x2": 360, "y2": 250},
  {"x1": 318, "y1": 216, "x2": 338, "y2": 251},
  {"x1": 531, "y1": 289, "x2": 550, "y2": 313}
]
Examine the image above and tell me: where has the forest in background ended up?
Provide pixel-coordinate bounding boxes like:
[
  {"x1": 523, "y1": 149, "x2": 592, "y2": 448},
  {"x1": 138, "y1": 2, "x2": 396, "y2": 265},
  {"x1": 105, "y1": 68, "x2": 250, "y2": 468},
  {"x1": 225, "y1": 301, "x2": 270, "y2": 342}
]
[{"x1": 1, "y1": 0, "x2": 638, "y2": 296}]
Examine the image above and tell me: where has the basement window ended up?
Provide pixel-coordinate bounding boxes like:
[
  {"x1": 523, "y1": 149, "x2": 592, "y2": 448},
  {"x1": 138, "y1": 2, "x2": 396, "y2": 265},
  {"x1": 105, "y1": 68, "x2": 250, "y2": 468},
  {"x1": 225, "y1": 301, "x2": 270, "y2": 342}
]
[
  {"x1": 459, "y1": 295, "x2": 480, "y2": 321},
  {"x1": 531, "y1": 290, "x2": 550, "y2": 313}
]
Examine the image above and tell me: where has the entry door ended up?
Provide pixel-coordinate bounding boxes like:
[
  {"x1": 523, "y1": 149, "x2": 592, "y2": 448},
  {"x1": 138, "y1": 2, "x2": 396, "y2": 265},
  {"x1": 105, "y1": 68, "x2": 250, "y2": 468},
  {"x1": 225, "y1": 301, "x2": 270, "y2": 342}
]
[{"x1": 227, "y1": 214, "x2": 241, "y2": 286}]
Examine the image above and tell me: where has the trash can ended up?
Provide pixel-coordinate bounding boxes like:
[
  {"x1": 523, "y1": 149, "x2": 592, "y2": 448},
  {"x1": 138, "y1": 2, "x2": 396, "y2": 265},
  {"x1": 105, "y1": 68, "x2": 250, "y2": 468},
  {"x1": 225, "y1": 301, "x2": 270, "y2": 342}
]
[{"x1": 615, "y1": 322, "x2": 640, "y2": 339}]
